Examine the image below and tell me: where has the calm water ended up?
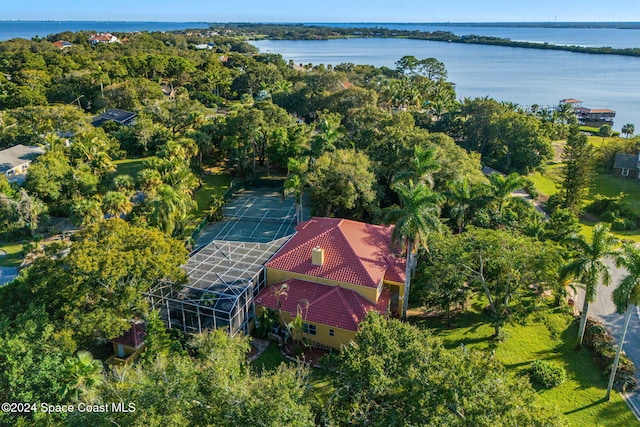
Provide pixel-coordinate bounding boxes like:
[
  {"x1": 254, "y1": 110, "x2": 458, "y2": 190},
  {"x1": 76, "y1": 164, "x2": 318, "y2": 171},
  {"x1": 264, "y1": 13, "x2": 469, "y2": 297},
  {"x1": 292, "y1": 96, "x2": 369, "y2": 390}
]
[
  {"x1": 0, "y1": 21, "x2": 208, "y2": 41},
  {"x1": 315, "y1": 23, "x2": 640, "y2": 49},
  {"x1": 253, "y1": 38, "x2": 640, "y2": 131}
]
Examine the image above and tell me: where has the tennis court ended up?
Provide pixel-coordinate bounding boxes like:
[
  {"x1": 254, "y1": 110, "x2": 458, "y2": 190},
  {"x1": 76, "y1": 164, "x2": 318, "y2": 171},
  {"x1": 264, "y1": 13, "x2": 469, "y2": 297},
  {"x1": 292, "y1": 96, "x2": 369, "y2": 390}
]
[{"x1": 194, "y1": 185, "x2": 301, "y2": 246}]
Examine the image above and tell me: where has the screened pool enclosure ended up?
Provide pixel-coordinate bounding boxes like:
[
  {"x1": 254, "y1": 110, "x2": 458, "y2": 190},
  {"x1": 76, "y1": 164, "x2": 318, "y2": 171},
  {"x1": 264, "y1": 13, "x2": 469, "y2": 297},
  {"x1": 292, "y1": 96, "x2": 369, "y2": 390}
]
[{"x1": 147, "y1": 237, "x2": 290, "y2": 336}]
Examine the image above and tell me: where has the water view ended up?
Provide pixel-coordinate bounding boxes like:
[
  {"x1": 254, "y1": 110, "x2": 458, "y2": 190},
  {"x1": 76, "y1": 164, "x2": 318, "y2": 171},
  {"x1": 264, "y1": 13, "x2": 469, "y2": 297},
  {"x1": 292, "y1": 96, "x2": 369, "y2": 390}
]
[
  {"x1": 0, "y1": 21, "x2": 208, "y2": 41},
  {"x1": 316, "y1": 23, "x2": 640, "y2": 48},
  {"x1": 253, "y1": 37, "x2": 640, "y2": 130}
]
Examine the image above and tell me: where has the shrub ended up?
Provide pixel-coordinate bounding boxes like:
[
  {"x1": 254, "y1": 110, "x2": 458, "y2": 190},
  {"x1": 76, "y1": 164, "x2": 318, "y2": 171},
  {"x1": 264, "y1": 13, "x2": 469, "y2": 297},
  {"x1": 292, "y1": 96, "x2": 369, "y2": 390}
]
[
  {"x1": 583, "y1": 318, "x2": 638, "y2": 392},
  {"x1": 586, "y1": 193, "x2": 639, "y2": 228},
  {"x1": 527, "y1": 360, "x2": 566, "y2": 388}
]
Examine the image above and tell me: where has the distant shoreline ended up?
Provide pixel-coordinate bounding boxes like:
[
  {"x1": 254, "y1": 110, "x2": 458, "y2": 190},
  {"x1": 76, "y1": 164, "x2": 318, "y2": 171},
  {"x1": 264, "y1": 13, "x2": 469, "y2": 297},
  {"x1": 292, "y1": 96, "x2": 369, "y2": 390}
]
[
  {"x1": 221, "y1": 23, "x2": 640, "y2": 57},
  {"x1": 304, "y1": 22, "x2": 640, "y2": 30}
]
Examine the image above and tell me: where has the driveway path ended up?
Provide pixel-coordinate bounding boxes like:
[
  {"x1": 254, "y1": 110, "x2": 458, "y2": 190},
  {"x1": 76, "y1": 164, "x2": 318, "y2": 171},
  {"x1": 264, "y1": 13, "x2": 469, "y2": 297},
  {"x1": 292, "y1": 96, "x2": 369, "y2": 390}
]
[{"x1": 574, "y1": 258, "x2": 640, "y2": 418}]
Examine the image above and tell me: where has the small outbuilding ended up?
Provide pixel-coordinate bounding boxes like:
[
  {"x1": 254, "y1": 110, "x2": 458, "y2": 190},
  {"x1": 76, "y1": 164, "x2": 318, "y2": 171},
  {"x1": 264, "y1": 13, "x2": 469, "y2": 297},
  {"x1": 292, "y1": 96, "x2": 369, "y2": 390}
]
[
  {"x1": 105, "y1": 323, "x2": 146, "y2": 366},
  {"x1": 613, "y1": 153, "x2": 639, "y2": 179}
]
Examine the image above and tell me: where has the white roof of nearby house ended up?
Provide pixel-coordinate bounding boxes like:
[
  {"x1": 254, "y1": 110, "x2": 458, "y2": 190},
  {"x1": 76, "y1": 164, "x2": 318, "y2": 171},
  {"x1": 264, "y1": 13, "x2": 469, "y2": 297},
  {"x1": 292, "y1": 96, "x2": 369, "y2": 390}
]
[
  {"x1": 195, "y1": 43, "x2": 215, "y2": 50},
  {"x1": 0, "y1": 145, "x2": 45, "y2": 173}
]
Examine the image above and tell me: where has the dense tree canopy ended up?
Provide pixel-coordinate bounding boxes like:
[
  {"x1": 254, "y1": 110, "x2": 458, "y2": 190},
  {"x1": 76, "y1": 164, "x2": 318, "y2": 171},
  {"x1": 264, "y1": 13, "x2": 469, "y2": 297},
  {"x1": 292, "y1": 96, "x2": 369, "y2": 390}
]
[
  {"x1": 324, "y1": 312, "x2": 564, "y2": 426},
  {"x1": 1, "y1": 219, "x2": 188, "y2": 346}
]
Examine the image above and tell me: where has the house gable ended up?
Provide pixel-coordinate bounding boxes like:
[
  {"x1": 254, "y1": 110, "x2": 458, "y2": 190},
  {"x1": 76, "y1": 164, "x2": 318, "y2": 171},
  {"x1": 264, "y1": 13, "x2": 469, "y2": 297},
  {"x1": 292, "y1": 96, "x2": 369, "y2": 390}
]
[
  {"x1": 0, "y1": 144, "x2": 45, "y2": 175},
  {"x1": 265, "y1": 217, "x2": 405, "y2": 290},
  {"x1": 255, "y1": 278, "x2": 390, "y2": 332}
]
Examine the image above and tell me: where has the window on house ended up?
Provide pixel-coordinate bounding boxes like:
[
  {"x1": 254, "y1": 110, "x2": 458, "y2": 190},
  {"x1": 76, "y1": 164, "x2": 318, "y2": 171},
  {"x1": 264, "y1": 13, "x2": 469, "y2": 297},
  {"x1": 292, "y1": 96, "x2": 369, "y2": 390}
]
[
  {"x1": 329, "y1": 329, "x2": 335, "y2": 336},
  {"x1": 303, "y1": 323, "x2": 317, "y2": 335},
  {"x1": 622, "y1": 168, "x2": 630, "y2": 176}
]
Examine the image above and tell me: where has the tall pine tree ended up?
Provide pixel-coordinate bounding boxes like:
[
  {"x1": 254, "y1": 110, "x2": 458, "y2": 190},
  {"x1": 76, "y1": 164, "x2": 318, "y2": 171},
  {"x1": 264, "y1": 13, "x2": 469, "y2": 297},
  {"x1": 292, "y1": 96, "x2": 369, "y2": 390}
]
[{"x1": 561, "y1": 125, "x2": 593, "y2": 213}]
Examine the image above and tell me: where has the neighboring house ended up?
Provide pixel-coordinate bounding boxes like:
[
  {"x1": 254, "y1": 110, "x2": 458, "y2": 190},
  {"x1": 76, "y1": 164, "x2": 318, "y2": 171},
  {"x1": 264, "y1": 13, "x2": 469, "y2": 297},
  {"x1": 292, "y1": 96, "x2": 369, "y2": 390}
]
[
  {"x1": 88, "y1": 33, "x2": 120, "y2": 45},
  {"x1": 52, "y1": 40, "x2": 73, "y2": 49},
  {"x1": 92, "y1": 109, "x2": 137, "y2": 127},
  {"x1": 255, "y1": 217, "x2": 406, "y2": 349},
  {"x1": 613, "y1": 153, "x2": 640, "y2": 179},
  {"x1": 194, "y1": 42, "x2": 215, "y2": 50},
  {"x1": 0, "y1": 144, "x2": 45, "y2": 181},
  {"x1": 105, "y1": 323, "x2": 146, "y2": 366},
  {"x1": 576, "y1": 107, "x2": 616, "y2": 128},
  {"x1": 559, "y1": 98, "x2": 616, "y2": 127}
]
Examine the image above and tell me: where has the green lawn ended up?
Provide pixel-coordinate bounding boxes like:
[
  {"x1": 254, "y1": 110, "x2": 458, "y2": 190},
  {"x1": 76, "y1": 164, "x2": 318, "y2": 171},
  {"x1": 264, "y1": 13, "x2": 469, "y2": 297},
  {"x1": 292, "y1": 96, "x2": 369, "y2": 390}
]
[
  {"x1": 590, "y1": 174, "x2": 640, "y2": 214},
  {"x1": 579, "y1": 221, "x2": 640, "y2": 244},
  {"x1": 0, "y1": 241, "x2": 24, "y2": 268},
  {"x1": 251, "y1": 311, "x2": 638, "y2": 426},
  {"x1": 588, "y1": 135, "x2": 619, "y2": 149},
  {"x1": 193, "y1": 173, "x2": 230, "y2": 215},
  {"x1": 528, "y1": 163, "x2": 564, "y2": 197},
  {"x1": 113, "y1": 157, "x2": 148, "y2": 177},
  {"x1": 528, "y1": 163, "x2": 640, "y2": 241},
  {"x1": 410, "y1": 304, "x2": 639, "y2": 427}
]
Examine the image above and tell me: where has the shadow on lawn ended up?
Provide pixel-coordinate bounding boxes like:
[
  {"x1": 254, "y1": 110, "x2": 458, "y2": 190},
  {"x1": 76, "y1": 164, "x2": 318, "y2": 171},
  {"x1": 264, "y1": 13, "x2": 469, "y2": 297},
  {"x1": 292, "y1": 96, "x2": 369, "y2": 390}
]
[
  {"x1": 556, "y1": 320, "x2": 611, "y2": 391},
  {"x1": 409, "y1": 308, "x2": 498, "y2": 351},
  {"x1": 563, "y1": 397, "x2": 608, "y2": 415}
]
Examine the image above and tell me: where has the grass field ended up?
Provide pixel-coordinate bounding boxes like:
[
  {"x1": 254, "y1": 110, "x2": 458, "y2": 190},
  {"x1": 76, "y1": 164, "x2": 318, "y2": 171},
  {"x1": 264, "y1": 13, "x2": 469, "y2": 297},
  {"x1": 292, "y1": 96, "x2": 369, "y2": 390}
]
[
  {"x1": 193, "y1": 173, "x2": 230, "y2": 215},
  {"x1": 113, "y1": 157, "x2": 148, "y2": 177},
  {"x1": 591, "y1": 174, "x2": 640, "y2": 214},
  {"x1": 0, "y1": 241, "x2": 24, "y2": 268},
  {"x1": 410, "y1": 303, "x2": 639, "y2": 427},
  {"x1": 528, "y1": 163, "x2": 564, "y2": 197}
]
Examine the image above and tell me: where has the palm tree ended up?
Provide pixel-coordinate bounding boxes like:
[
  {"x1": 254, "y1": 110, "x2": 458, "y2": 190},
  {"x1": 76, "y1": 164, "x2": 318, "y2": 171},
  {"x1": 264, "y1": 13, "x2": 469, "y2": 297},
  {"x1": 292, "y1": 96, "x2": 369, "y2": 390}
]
[
  {"x1": 283, "y1": 173, "x2": 304, "y2": 225},
  {"x1": 71, "y1": 198, "x2": 103, "y2": 227},
  {"x1": 113, "y1": 174, "x2": 135, "y2": 193},
  {"x1": 444, "y1": 179, "x2": 478, "y2": 234},
  {"x1": 621, "y1": 123, "x2": 635, "y2": 139},
  {"x1": 386, "y1": 181, "x2": 444, "y2": 319},
  {"x1": 487, "y1": 172, "x2": 524, "y2": 217},
  {"x1": 554, "y1": 102, "x2": 577, "y2": 125},
  {"x1": 60, "y1": 351, "x2": 104, "y2": 402},
  {"x1": 148, "y1": 184, "x2": 196, "y2": 236},
  {"x1": 606, "y1": 243, "x2": 640, "y2": 400},
  {"x1": 392, "y1": 145, "x2": 440, "y2": 189},
  {"x1": 561, "y1": 223, "x2": 618, "y2": 348},
  {"x1": 137, "y1": 169, "x2": 163, "y2": 195},
  {"x1": 102, "y1": 191, "x2": 132, "y2": 218}
]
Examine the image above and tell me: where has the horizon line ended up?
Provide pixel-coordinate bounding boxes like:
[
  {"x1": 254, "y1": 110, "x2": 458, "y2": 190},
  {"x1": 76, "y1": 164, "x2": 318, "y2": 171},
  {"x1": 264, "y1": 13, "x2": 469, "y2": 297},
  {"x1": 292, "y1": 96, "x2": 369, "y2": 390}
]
[{"x1": 1, "y1": 20, "x2": 640, "y2": 24}]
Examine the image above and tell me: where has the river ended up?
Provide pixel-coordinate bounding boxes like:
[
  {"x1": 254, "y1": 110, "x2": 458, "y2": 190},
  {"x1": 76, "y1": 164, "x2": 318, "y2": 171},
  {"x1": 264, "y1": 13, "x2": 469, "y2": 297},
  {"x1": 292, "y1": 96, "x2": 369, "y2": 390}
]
[{"x1": 252, "y1": 38, "x2": 640, "y2": 131}]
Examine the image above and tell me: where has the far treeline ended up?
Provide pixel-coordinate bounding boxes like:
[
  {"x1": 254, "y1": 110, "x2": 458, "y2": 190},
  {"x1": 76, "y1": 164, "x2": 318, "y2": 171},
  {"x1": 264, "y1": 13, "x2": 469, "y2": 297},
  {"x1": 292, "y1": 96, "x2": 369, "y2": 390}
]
[{"x1": 218, "y1": 23, "x2": 640, "y2": 57}]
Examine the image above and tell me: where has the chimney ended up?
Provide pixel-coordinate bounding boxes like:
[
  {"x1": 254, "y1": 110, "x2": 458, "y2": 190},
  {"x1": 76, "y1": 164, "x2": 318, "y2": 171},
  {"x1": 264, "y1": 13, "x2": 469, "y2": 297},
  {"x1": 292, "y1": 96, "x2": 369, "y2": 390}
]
[{"x1": 311, "y1": 246, "x2": 324, "y2": 266}]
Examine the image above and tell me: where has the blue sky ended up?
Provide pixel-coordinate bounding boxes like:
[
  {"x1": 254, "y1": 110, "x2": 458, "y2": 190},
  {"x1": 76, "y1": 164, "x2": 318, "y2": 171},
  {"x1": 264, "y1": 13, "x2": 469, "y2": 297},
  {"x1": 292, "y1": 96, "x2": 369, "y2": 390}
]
[{"x1": 3, "y1": 0, "x2": 640, "y2": 22}]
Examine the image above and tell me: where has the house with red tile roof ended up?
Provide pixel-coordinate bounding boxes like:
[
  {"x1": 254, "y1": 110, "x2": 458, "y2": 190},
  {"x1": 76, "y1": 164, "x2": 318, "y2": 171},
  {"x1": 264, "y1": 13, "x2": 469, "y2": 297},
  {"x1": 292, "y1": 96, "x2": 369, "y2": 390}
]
[
  {"x1": 255, "y1": 217, "x2": 406, "y2": 349},
  {"x1": 52, "y1": 40, "x2": 73, "y2": 49},
  {"x1": 88, "y1": 33, "x2": 120, "y2": 45}
]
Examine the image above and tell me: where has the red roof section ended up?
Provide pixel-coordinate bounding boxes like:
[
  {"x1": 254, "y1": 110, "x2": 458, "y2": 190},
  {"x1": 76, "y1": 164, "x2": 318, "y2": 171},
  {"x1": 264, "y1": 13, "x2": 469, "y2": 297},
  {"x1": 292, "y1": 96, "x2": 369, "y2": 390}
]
[
  {"x1": 266, "y1": 217, "x2": 405, "y2": 288},
  {"x1": 255, "y1": 278, "x2": 390, "y2": 331},
  {"x1": 108, "y1": 323, "x2": 145, "y2": 348}
]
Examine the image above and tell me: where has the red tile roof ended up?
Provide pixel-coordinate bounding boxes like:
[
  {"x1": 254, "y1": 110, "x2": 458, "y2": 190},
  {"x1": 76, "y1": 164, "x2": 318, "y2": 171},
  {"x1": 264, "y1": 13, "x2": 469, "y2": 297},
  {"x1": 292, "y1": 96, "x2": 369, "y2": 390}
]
[
  {"x1": 52, "y1": 40, "x2": 72, "y2": 48},
  {"x1": 266, "y1": 217, "x2": 405, "y2": 288},
  {"x1": 108, "y1": 323, "x2": 145, "y2": 348},
  {"x1": 255, "y1": 278, "x2": 390, "y2": 331}
]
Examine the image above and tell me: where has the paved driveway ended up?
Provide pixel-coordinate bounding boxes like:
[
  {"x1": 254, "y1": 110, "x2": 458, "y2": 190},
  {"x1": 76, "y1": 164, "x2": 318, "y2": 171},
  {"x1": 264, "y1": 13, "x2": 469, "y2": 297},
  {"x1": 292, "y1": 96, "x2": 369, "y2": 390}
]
[{"x1": 574, "y1": 258, "x2": 640, "y2": 418}]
